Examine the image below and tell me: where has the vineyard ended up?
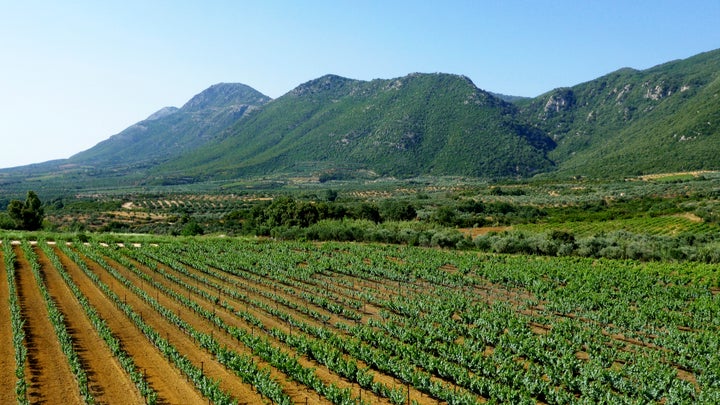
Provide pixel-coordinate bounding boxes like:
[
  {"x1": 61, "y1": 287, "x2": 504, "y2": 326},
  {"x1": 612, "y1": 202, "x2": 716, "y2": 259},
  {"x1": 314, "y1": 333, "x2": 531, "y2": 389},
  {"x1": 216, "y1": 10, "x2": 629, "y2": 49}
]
[{"x1": 1, "y1": 236, "x2": 720, "y2": 404}]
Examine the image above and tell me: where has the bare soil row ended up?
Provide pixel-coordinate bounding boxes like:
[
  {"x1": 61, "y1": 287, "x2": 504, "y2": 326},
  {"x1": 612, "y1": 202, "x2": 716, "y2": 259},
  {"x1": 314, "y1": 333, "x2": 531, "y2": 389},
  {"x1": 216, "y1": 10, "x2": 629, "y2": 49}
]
[
  {"x1": 153, "y1": 250, "x2": 472, "y2": 404},
  {"x1": 0, "y1": 249, "x2": 17, "y2": 404},
  {"x1": 35, "y1": 246, "x2": 145, "y2": 404}
]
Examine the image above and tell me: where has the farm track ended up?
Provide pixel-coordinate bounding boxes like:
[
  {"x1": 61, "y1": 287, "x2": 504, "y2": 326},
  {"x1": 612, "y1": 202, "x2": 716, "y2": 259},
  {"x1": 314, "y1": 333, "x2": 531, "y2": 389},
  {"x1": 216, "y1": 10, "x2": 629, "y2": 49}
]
[
  {"x1": 0, "y1": 249, "x2": 17, "y2": 404},
  {"x1": 115, "y1": 249, "x2": 392, "y2": 405},
  {"x1": 71, "y1": 248, "x2": 269, "y2": 405},
  {"x1": 52, "y1": 245, "x2": 206, "y2": 405},
  {"x1": 34, "y1": 246, "x2": 145, "y2": 405},
  {"x1": 13, "y1": 245, "x2": 83, "y2": 404}
]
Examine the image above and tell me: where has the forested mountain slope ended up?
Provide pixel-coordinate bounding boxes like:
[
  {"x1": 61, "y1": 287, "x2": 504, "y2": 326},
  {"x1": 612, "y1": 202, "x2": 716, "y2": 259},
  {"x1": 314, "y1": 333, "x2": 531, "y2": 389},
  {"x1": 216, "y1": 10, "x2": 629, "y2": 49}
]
[
  {"x1": 516, "y1": 49, "x2": 720, "y2": 177},
  {"x1": 154, "y1": 73, "x2": 555, "y2": 181}
]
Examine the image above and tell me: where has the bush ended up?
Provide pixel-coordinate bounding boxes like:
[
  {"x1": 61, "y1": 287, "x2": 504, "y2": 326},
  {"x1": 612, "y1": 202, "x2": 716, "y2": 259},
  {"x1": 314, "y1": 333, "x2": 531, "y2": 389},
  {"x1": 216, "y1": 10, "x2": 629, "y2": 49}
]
[
  {"x1": 181, "y1": 221, "x2": 204, "y2": 236},
  {"x1": 430, "y1": 229, "x2": 467, "y2": 248}
]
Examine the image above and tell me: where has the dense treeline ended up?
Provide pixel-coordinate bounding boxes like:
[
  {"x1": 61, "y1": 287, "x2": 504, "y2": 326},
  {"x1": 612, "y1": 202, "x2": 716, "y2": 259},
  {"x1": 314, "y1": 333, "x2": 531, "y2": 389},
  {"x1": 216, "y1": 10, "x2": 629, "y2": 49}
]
[
  {"x1": 223, "y1": 196, "x2": 417, "y2": 235},
  {"x1": 215, "y1": 194, "x2": 720, "y2": 263}
]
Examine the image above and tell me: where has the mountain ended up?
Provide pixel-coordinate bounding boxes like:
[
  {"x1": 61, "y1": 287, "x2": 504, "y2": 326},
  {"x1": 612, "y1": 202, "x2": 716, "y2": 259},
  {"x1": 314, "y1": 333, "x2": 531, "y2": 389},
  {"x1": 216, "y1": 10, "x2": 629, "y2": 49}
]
[
  {"x1": 152, "y1": 73, "x2": 555, "y2": 182},
  {"x1": 516, "y1": 49, "x2": 720, "y2": 177},
  {"x1": 69, "y1": 83, "x2": 271, "y2": 167},
  {"x1": 2, "y1": 48, "x2": 720, "y2": 194},
  {"x1": 0, "y1": 82, "x2": 271, "y2": 192}
]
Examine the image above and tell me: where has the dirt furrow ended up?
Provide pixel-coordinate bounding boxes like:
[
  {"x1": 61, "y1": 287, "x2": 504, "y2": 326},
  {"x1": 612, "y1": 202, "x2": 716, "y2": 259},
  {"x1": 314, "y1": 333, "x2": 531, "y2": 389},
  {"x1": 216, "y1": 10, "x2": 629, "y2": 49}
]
[
  {"x1": 35, "y1": 246, "x2": 144, "y2": 405},
  {"x1": 79, "y1": 249, "x2": 271, "y2": 404},
  {"x1": 13, "y1": 246, "x2": 83, "y2": 405},
  {"x1": 53, "y1": 245, "x2": 206, "y2": 405},
  {"x1": 0, "y1": 248, "x2": 17, "y2": 403}
]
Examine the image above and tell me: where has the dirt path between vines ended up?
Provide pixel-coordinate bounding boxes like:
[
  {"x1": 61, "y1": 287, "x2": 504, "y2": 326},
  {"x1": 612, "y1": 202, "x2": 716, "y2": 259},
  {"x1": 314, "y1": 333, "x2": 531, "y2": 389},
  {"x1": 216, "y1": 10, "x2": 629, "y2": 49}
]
[
  {"x1": 0, "y1": 249, "x2": 18, "y2": 403},
  {"x1": 79, "y1": 249, "x2": 270, "y2": 405},
  {"x1": 53, "y1": 245, "x2": 206, "y2": 405},
  {"x1": 35, "y1": 246, "x2": 144, "y2": 405},
  {"x1": 14, "y1": 246, "x2": 83, "y2": 404}
]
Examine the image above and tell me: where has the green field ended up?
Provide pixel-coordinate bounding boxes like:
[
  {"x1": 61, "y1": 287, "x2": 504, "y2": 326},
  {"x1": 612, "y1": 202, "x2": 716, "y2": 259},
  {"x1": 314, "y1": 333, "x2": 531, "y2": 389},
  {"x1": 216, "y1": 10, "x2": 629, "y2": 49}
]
[{"x1": 2, "y1": 235, "x2": 719, "y2": 404}]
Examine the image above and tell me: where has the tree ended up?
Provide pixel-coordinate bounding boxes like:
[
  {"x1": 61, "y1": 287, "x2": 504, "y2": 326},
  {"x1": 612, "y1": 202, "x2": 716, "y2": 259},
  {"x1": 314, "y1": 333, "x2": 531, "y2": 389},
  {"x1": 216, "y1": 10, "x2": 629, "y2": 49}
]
[
  {"x1": 324, "y1": 189, "x2": 338, "y2": 202},
  {"x1": 181, "y1": 220, "x2": 204, "y2": 236},
  {"x1": 380, "y1": 200, "x2": 416, "y2": 222},
  {"x1": 7, "y1": 191, "x2": 44, "y2": 230},
  {"x1": 355, "y1": 202, "x2": 381, "y2": 223}
]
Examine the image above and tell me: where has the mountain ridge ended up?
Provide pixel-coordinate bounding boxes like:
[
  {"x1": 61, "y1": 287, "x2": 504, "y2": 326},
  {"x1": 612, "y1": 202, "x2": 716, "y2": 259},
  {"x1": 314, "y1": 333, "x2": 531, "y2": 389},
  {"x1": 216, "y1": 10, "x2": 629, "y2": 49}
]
[
  {"x1": 1, "y1": 48, "x2": 719, "y2": 193},
  {"x1": 151, "y1": 72, "x2": 555, "y2": 182}
]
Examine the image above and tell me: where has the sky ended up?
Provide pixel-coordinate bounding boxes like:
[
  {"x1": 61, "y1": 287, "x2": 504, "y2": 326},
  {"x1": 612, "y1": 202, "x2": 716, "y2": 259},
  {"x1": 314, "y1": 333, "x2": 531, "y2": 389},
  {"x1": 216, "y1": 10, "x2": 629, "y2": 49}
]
[{"x1": 1, "y1": 1, "x2": 719, "y2": 168}]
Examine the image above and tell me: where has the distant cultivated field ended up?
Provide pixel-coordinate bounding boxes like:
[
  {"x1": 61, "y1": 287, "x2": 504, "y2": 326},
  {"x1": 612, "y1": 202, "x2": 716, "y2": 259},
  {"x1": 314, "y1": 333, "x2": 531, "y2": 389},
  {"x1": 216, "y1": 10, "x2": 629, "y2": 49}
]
[
  {"x1": 2, "y1": 237, "x2": 719, "y2": 404},
  {"x1": 517, "y1": 213, "x2": 716, "y2": 237}
]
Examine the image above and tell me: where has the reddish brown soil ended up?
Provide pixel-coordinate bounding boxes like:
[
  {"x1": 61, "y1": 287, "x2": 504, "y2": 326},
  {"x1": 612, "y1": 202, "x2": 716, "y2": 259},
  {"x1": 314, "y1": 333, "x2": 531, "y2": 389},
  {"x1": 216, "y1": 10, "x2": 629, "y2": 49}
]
[
  {"x1": 53, "y1": 245, "x2": 206, "y2": 405},
  {"x1": 120, "y1": 250, "x2": 396, "y2": 404},
  {"x1": 0, "y1": 249, "x2": 18, "y2": 403},
  {"x1": 13, "y1": 246, "x2": 83, "y2": 404},
  {"x1": 34, "y1": 247, "x2": 144, "y2": 404},
  {"x1": 280, "y1": 272, "x2": 478, "y2": 402}
]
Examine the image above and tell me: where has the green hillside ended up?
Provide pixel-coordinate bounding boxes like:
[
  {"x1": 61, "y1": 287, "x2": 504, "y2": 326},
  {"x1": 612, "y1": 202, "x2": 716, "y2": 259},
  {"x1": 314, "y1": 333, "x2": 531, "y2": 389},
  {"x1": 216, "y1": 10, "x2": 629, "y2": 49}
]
[
  {"x1": 517, "y1": 49, "x2": 720, "y2": 178},
  {"x1": 155, "y1": 73, "x2": 555, "y2": 181}
]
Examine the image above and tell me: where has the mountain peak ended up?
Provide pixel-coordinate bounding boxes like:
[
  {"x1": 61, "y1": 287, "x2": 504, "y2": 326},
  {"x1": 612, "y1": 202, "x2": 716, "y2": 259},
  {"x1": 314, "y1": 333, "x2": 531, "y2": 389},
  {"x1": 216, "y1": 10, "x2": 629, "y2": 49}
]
[
  {"x1": 290, "y1": 74, "x2": 358, "y2": 97},
  {"x1": 181, "y1": 83, "x2": 271, "y2": 112}
]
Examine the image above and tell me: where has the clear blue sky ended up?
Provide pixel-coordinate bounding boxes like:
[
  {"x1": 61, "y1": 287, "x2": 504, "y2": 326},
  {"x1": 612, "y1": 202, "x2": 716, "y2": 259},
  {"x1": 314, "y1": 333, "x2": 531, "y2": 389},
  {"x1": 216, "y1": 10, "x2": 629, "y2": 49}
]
[{"x1": 1, "y1": 0, "x2": 718, "y2": 168}]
